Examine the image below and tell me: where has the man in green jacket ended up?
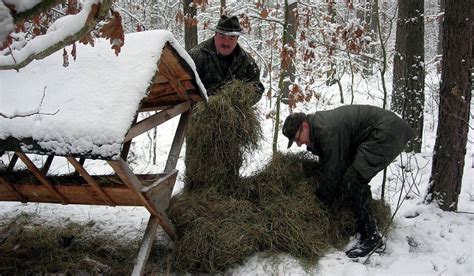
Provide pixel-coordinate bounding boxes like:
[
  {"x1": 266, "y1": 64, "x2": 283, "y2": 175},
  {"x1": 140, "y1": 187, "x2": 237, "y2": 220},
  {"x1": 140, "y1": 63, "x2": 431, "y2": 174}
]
[
  {"x1": 282, "y1": 105, "x2": 414, "y2": 258},
  {"x1": 188, "y1": 15, "x2": 264, "y2": 105}
]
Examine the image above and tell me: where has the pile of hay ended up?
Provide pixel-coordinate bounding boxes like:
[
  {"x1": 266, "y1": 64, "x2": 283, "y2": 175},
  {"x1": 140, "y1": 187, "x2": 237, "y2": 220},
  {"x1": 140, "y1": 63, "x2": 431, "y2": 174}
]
[
  {"x1": 169, "y1": 81, "x2": 392, "y2": 273},
  {"x1": 0, "y1": 214, "x2": 140, "y2": 274}
]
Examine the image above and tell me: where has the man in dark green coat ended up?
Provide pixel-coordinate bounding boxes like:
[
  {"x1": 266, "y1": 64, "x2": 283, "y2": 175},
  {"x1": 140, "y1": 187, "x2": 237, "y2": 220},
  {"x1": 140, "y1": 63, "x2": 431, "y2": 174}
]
[
  {"x1": 282, "y1": 105, "x2": 414, "y2": 258},
  {"x1": 188, "y1": 15, "x2": 264, "y2": 105}
]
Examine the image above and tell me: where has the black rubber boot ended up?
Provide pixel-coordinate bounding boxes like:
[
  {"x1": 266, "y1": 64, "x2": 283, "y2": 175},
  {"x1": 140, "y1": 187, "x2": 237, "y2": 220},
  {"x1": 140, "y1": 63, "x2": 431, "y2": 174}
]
[{"x1": 346, "y1": 230, "x2": 384, "y2": 258}]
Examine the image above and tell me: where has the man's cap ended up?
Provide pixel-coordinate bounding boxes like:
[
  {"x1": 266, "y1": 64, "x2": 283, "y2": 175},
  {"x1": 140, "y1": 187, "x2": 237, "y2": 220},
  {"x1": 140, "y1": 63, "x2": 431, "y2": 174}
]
[
  {"x1": 212, "y1": 15, "x2": 244, "y2": 36},
  {"x1": 282, "y1": 112, "x2": 306, "y2": 148}
]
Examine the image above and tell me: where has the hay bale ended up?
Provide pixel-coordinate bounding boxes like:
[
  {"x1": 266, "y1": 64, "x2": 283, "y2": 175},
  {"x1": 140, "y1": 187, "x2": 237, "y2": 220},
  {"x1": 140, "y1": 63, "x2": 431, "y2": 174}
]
[{"x1": 184, "y1": 80, "x2": 262, "y2": 192}]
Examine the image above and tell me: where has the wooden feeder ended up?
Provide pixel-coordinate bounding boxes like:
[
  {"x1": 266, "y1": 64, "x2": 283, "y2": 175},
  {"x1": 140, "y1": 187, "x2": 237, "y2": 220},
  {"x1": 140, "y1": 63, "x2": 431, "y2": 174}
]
[{"x1": 0, "y1": 30, "x2": 206, "y2": 274}]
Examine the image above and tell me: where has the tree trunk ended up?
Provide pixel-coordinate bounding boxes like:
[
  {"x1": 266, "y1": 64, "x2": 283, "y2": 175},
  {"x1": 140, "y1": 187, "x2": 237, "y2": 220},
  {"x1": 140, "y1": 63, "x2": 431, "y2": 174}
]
[
  {"x1": 183, "y1": 0, "x2": 198, "y2": 51},
  {"x1": 280, "y1": 1, "x2": 298, "y2": 102},
  {"x1": 391, "y1": 0, "x2": 425, "y2": 153},
  {"x1": 437, "y1": 0, "x2": 445, "y2": 56},
  {"x1": 427, "y1": 0, "x2": 473, "y2": 211}
]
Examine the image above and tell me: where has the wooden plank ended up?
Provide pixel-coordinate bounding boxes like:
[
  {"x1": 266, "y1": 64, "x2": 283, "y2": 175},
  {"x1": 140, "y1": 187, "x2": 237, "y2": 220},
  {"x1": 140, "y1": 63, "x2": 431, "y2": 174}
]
[
  {"x1": 0, "y1": 182, "x2": 143, "y2": 205},
  {"x1": 41, "y1": 155, "x2": 54, "y2": 174},
  {"x1": 165, "y1": 110, "x2": 192, "y2": 172},
  {"x1": 15, "y1": 151, "x2": 68, "y2": 204},
  {"x1": 142, "y1": 169, "x2": 177, "y2": 212},
  {"x1": 107, "y1": 159, "x2": 177, "y2": 240},
  {"x1": 159, "y1": 47, "x2": 190, "y2": 101},
  {"x1": 123, "y1": 101, "x2": 190, "y2": 143},
  {"x1": 7, "y1": 153, "x2": 18, "y2": 172},
  {"x1": 132, "y1": 215, "x2": 160, "y2": 275},
  {"x1": 66, "y1": 157, "x2": 116, "y2": 206},
  {"x1": 121, "y1": 115, "x2": 137, "y2": 160},
  {"x1": 0, "y1": 176, "x2": 27, "y2": 203}
]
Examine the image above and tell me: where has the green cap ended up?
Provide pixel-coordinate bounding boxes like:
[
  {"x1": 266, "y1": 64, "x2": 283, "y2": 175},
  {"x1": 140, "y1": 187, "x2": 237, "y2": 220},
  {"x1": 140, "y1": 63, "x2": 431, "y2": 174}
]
[{"x1": 282, "y1": 112, "x2": 306, "y2": 148}]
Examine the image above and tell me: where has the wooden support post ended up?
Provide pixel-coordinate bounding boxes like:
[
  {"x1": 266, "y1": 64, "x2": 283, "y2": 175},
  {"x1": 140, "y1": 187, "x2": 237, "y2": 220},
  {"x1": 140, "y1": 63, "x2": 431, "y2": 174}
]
[
  {"x1": 0, "y1": 176, "x2": 27, "y2": 203},
  {"x1": 107, "y1": 159, "x2": 177, "y2": 240},
  {"x1": 66, "y1": 157, "x2": 116, "y2": 206},
  {"x1": 131, "y1": 215, "x2": 161, "y2": 276},
  {"x1": 165, "y1": 109, "x2": 192, "y2": 173},
  {"x1": 15, "y1": 151, "x2": 68, "y2": 204}
]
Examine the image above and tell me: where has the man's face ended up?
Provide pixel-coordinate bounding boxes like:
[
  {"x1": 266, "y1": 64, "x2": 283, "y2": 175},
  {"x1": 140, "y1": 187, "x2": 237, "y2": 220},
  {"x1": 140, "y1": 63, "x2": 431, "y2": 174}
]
[
  {"x1": 294, "y1": 122, "x2": 311, "y2": 147},
  {"x1": 214, "y1": 32, "x2": 238, "y2": 56}
]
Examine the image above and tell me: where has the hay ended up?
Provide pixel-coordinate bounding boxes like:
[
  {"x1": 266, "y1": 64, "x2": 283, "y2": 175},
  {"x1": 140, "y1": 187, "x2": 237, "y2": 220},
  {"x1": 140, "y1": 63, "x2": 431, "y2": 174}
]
[
  {"x1": 0, "y1": 213, "x2": 140, "y2": 274},
  {"x1": 184, "y1": 80, "x2": 262, "y2": 192},
  {"x1": 169, "y1": 80, "x2": 393, "y2": 273}
]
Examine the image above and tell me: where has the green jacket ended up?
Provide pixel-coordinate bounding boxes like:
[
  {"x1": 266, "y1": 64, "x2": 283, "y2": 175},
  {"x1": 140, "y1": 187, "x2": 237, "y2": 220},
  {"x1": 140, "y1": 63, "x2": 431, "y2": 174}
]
[
  {"x1": 307, "y1": 105, "x2": 414, "y2": 186},
  {"x1": 188, "y1": 37, "x2": 264, "y2": 104}
]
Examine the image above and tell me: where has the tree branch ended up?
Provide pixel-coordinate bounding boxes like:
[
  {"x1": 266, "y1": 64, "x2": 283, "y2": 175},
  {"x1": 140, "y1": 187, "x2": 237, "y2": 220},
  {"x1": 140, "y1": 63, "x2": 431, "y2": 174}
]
[{"x1": 0, "y1": 0, "x2": 113, "y2": 71}]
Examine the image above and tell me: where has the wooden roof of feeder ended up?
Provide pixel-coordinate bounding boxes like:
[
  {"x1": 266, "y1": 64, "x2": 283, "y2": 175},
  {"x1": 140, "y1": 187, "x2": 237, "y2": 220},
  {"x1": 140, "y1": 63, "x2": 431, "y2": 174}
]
[{"x1": 0, "y1": 30, "x2": 207, "y2": 160}]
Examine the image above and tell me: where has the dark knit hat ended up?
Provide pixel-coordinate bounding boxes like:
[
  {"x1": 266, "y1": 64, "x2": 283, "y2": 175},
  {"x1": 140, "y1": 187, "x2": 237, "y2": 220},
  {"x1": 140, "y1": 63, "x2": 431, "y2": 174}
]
[
  {"x1": 282, "y1": 113, "x2": 306, "y2": 148},
  {"x1": 213, "y1": 15, "x2": 244, "y2": 36}
]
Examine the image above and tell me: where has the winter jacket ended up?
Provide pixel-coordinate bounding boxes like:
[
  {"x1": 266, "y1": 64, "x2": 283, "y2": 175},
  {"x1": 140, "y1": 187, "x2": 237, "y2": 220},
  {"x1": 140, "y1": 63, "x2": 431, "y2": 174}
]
[
  {"x1": 306, "y1": 105, "x2": 414, "y2": 186},
  {"x1": 188, "y1": 37, "x2": 264, "y2": 105}
]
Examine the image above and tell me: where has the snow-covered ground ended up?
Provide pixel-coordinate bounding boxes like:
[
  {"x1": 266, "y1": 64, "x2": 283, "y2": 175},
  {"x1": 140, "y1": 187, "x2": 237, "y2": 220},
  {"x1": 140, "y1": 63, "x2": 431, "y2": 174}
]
[{"x1": 1, "y1": 88, "x2": 473, "y2": 275}]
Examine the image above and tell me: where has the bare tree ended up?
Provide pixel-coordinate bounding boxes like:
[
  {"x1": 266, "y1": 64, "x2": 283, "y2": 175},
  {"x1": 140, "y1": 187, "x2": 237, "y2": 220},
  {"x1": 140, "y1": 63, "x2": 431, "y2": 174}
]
[
  {"x1": 426, "y1": 0, "x2": 473, "y2": 211},
  {"x1": 183, "y1": 0, "x2": 198, "y2": 50}
]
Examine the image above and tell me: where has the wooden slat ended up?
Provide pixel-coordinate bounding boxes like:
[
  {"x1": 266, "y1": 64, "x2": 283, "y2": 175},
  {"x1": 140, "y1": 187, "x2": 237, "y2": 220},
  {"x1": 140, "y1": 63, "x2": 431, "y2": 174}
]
[
  {"x1": 121, "y1": 114, "x2": 138, "y2": 160},
  {"x1": 7, "y1": 153, "x2": 18, "y2": 172},
  {"x1": 0, "y1": 176, "x2": 27, "y2": 203},
  {"x1": 15, "y1": 151, "x2": 68, "y2": 204},
  {"x1": 66, "y1": 157, "x2": 116, "y2": 206},
  {"x1": 159, "y1": 47, "x2": 190, "y2": 101},
  {"x1": 41, "y1": 155, "x2": 54, "y2": 174},
  {"x1": 123, "y1": 101, "x2": 191, "y2": 142},
  {"x1": 132, "y1": 215, "x2": 160, "y2": 275},
  {"x1": 0, "y1": 182, "x2": 142, "y2": 205},
  {"x1": 107, "y1": 159, "x2": 177, "y2": 240},
  {"x1": 142, "y1": 169, "x2": 177, "y2": 212},
  {"x1": 165, "y1": 110, "x2": 192, "y2": 172}
]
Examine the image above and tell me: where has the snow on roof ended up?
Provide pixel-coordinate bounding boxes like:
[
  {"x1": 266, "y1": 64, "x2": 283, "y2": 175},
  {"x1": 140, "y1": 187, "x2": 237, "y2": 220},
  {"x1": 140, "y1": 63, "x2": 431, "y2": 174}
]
[{"x1": 0, "y1": 30, "x2": 206, "y2": 160}]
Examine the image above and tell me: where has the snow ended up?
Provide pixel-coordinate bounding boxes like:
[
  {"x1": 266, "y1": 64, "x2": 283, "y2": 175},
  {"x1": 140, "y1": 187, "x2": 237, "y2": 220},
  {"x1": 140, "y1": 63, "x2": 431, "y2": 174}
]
[
  {"x1": 0, "y1": 1, "x2": 14, "y2": 42},
  {"x1": 1, "y1": 34, "x2": 473, "y2": 275},
  {"x1": 3, "y1": 0, "x2": 42, "y2": 13},
  {"x1": 0, "y1": 29, "x2": 206, "y2": 159}
]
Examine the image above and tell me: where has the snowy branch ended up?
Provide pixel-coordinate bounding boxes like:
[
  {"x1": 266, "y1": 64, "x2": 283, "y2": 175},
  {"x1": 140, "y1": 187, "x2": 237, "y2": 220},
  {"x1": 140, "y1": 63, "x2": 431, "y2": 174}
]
[{"x1": 0, "y1": 0, "x2": 113, "y2": 71}]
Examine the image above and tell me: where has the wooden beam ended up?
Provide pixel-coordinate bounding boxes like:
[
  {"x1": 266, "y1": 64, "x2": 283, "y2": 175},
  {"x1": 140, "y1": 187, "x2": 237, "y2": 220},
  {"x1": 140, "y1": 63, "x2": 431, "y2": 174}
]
[
  {"x1": 41, "y1": 155, "x2": 55, "y2": 175},
  {"x1": 0, "y1": 176, "x2": 27, "y2": 203},
  {"x1": 159, "y1": 46, "x2": 190, "y2": 101},
  {"x1": 0, "y1": 182, "x2": 143, "y2": 205},
  {"x1": 123, "y1": 101, "x2": 190, "y2": 143},
  {"x1": 142, "y1": 169, "x2": 177, "y2": 212},
  {"x1": 107, "y1": 159, "x2": 177, "y2": 240},
  {"x1": 165, "y1": 110, "x2": 192, "y2": 173},
  {"x1": 15, "y1": 151, "x2": 68, "y2": 204},
  {"x1": 66, "y1": 157, "x2": 116, "y2": 206},
  {"x1": 7, "y1": 153, "x2": 18, "y2": 172},
  {"x1": 132, "y1": 215, "x2": 160, "y2": 275}
]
